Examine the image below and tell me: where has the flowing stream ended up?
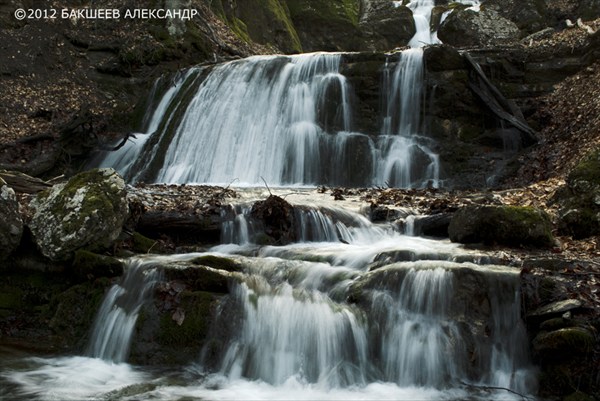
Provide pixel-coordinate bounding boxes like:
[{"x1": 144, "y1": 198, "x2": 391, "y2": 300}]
[{"x1": 1, "y1": 193, "x2": 538, "y2": 400}]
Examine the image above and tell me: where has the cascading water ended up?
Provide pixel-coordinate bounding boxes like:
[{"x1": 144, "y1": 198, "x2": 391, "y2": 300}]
[
  {"x1": 375, "y1": 48, "x2": 440, "y2": 188},
  {"x1": 86, "y1": 259, "x2": 160, "y2": 362},
  {"x1": 88, "y1": 68, "x2": 198, "y2": 182},
  {"x1": 2, "y1": 197, "x2": 538, "y2": 400},
  {"x1": 93, "y1": 49, "x2": 442, "y2": 188}
]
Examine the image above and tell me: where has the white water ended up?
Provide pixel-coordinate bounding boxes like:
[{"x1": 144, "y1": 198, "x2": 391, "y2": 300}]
[
  {"x1": 86, "y1": 259, "x2": 160, "y2": 362},
  {"x1": 88, "y1": 69, "x2": 197, "y2": 181},
  {"x1": 376, "y1": 48, "x2": 440, "y2": 187},
  {"x1": 2, "y1": 200, "x2": 537, "y2": 400},
  {"x1": 93, "y1": 48, "x2": 441, "y2": 188},
  {"x1": 402, "y1": 0, "x2": 482, "y2": 47}
]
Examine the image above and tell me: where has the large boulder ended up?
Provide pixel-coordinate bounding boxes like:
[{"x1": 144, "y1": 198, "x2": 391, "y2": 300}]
[
  {"x1": 359, "y1": 0, "x2": 415, "y2": 50},
  {"x1": 29, "y1": 168, "x2": 128, "y2": 261},
  {"x1": 0, "y1": 177, "x2": 23, "y2": 261},
  {"x1": 284, "y1": 0, "x2": 364, "y2": 51},
  {"x1": 448, "y1": 205, "x2": 554, "y2": 247},
  {"x1": 484, "y1": 0, "x2": 549, "y2": 35},
  {"x1": 438, "y1": 8, "x2": 520, "y2": 48},
  {"x1": 553, "y1": 149, "x2": 600, "y2": 239}
]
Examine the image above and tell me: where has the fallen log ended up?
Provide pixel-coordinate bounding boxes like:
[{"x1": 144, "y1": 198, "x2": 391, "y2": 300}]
[
  {"x1": 0, "y1": 170, "x2": 52, "y2": 194},
  {"x1": 464, "y1": 52, "x2": 538, "y2": 144},
  {"x1": 136, "y1": 210, "x2": 222, "y2": 244}
]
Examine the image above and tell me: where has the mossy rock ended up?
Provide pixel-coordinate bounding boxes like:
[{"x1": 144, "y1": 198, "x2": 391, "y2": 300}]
[
  {"x1": 157, "y1": 290, "x2": 214, "y2": 348},
  {"x1": 448, "y1": 205, "x2": 554, "y2": 248},
  {"x1": 131, "y1": 232, "x2": 158, "y2": 254},
  {"x1": 568, "y1": 149, "x2": 600, "y2": 188},
  {"x1": 47, "y1": 279, "x2": 111, "y2": 349},
  {"x1": 29, "y1": 168, "x2": 128, "y2": 261},
  {"x1": 190, "y1": 255, "x2": 242, "y2": 272},
  {"x1": 72, "y1": 250, "x2": 124, "y2": 281},
  {"x1": 532, "y1": 326, "x2": 596, "y2": 361},
  {"x1": 211, "y1": 0, "x2": 302, "y2": 53},
  {"x1": 284, "y1": 0, "x2": 363, "y2": 51},
  {"x1": 163, "y1": 265, "x2": 231, "y2": 294},
  {"x1": 554, "y1": 149, "x2": 600, "y2": 238}
]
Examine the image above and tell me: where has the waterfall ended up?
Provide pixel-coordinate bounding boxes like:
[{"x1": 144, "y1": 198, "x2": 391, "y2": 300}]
[
  {"x1": 154, "y1": 53, "x2": 353, "y2": 186},
  {"x1": 3, "y1": 199, "x2": 538, "y2": 400},
  {"x1": 92, "y1": 50, "x2": 442, "y2": 188},
  {"x1": 404, "y1": 0, "x2": 482, "y2": 48},
  {"x1": 375, "y1": 48, "x2": 440, "y2": 188},
  {"x1": 204, "y1": 256, "x2": 536, "y2": 394},
  {"x1": 88, "y1": 69, "x2": 198, "y2": 181},
  {"x1": 86, "y1": 259, "x2": 160, "y2": 362}
]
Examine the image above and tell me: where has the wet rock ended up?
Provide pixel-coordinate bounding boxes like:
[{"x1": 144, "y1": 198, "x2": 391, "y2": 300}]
[
  {"x1": 423, "y1": 44, "x2": 466, "y2": 71},
  {"x1": 251, "y1": 195, "x2": 296, "y2": 244},
  {"x1": 131, "y1": 288, "x2": 219, "y2": 365},
  {"x1": 553, "y1": 148, "x2": 600, "y2": 239},
  {"x1": 412, "y1": 213, "x2": 452, "y2": 237},
  {"x1": 359, "y1": 0, "x2": 415, "y2": 50},
  {"x1": 448, "y1": 205, "x2": 554, "y2": 247},
  {"x1": 29, "y1": 168, "x2": 128, "y2": 261},
  {"x1": 0, "y1": 177, "x2": 23, "y2": 261},
  {"x1": 190, "y1": 255, "x2": 243, "y2": 272},
  {"x1": 438, "y1": 8, "x2": 520, "y2": 47}
]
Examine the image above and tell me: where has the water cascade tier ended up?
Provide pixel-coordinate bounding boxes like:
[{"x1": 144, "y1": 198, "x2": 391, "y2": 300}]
[
  {"x1": 94, "y1": 49, "x2": 441, "y2": 188},
  {"x1": 2, "y1": 195, "x2": 538, "y2": 400}
]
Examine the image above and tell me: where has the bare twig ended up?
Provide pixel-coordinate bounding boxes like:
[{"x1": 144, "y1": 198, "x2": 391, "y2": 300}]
[
  {"x1": 260, "y1": 176, "x2": 272, "y2": 196},
  {"x1": 460, "y1": 380, "x2": 535, "y2": 400}
]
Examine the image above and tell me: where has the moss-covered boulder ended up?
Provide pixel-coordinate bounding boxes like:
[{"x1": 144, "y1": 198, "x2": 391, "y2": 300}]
[
  {"x1": 533, "y1": 327, "x2": 596, "y2": 361},
  {"x1": 448, "y1": 205, "x2": 554, "y2": 247},
  {"x1": 47, "y1": 279, "x2": 112, "y2": 350},
  {"x1": 29, "y1": 168, "x2": 128, "y2": 261},
  {"x1": 438, "y1": 8, "x2": 520, "y2": 48},
  {"x1": 72, "y1": 250, "x2": 124, "y2": 281},
  {"x1": 553, "y1": 149, "x2": 600, "y2": 239},
  {"x1": 284, "y1": 0, "x2": 364, "y2": 51},
  {"x1": 0, "y1": 177, "x2": 23, "y2": 261}
]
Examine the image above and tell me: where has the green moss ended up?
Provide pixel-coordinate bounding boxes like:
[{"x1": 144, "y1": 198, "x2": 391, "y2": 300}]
[
  {"x1": 47, "y1": 280, "x2": 111, "y2": 347},
  {"x1": 564, "y1": 391, "x2": 595, "y2": 401},
  {"x1": 190, "y1": 255, "x2": 241, "y2": 272},
  {"x1": 132, "y1": 232, "x2": 158, "y2": 254},
  {"x1": 568, "y1": 149, "x2": 600, "y2": 186},
  {"x1": 263, "y1": 0, "x2": 303, "y2": 52},
  {"x1": 534, "y1": 327, "x2": 596, "y2": 357},
  {"x1": 287, "y1": 0, "x2": 360, "y2": 26},
  {"x1": 491, "y1": 206, "x2": 554, "y2": 247},
  {"x1": 157, "y1": 291, "x2": 214, "y2": 347},
  {"x1": 72, "y1": 250, "x2": 124, "y2": 280}
]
